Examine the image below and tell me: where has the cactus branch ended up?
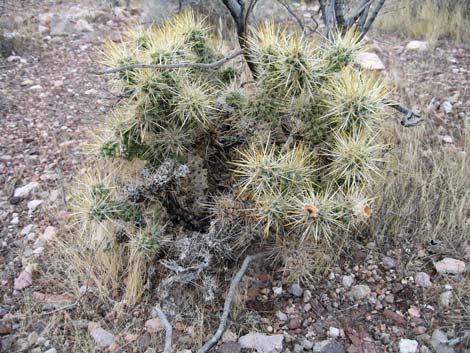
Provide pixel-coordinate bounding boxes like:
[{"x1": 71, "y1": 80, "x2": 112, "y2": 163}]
[{"x1": 90, "y1": 49, "x2": 244, "y2": 75}]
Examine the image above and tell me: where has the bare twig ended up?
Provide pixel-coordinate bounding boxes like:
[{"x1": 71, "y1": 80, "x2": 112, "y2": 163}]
[
  {"x1": 198, "y1": 251, "x2": 270, "y2": 353},
  {"x1": 90, "y1": 49, "x2": 244, "y2": 75},
  {"x1": 155, "y1": 305, "x2": 173, "y2": 353},
  {"x1": 277, "y1": 0, "x2": 305, "y2": 33}
]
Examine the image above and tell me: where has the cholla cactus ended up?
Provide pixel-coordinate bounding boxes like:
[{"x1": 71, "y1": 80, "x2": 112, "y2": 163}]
[{"x1": 67, "y1": 9, "x2": 394, "y2": 304}]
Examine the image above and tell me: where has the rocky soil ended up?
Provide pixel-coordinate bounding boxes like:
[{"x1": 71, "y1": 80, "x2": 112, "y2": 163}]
[{"x1": 1, "y1": 1, "x2": 469, "y2": 353}]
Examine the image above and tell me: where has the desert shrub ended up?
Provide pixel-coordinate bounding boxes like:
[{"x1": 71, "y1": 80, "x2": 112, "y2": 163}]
[
  {"x1": 61, "y1": 9, "x2": 396, "y2": 310},
  {"x1": 376, "y1": 0, "x2": 470, "y2": 43}
]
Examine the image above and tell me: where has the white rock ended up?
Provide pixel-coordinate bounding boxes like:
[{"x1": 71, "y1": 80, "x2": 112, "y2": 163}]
[
  {"x1": 38, "y1": 25, "x2": 49, "y2": 34},
  {"x1": 350, "y1": 284, "x2": 371, "y2": 300},
  {"x1": 85, "y1": 88, "x2": 98, "y2": 95},
  {"x1": 89, "y1": 326, "x2": 115, "y2": 348},
  {"x1": 434, "y1": 258, "x2": 466, "y2": 275},
  {"x1": 14, "y1": 264, "x2": 35, "y2": 290},
  {"x1": 40, "y1": 226, "x2": 57, "y2": 242},
  {"x1": 415, "y1": 272, "x2": 432, "y2": 288},
  {"x1": 11, "y1": 216, "x2": 19, "y2": 225},
  {"x1": 439, "y1": 135, "x2": 454, "y2": 144},
  {"x1": 399, "y1": 339, "x2": 419, "y2": 353},
  {"x1": 21, "y1": 224, "x2": 35, "y2": 236},
  {"x1": 21, "y1": 79, "x2": 34, "y2": 86},
  {"x1": 439, "y1": 291, "x2": 452, "y2": 308},
  {"x1": 29, "y1": 85, "x2": 43, "y2": 91},
  {"x1": 342, "y1": 275, "x2": 354, "y2": 288},
  {"x1": 406, "y1": 41, "x2": 429, "y2": 51},
  {"x1": 38, "y1": 13, "x2": 53, "y2": 26},
  {"x1": 355, "y1": 52, "x2": 385, "y2": 70},
  {"x1": 75, "y1": 18, "x2": 94, "y2": 33},
  {"x1": 272, "y1": 286, "x2": 283, "y2": 295},
  {"x1": 239, "y1": 333, "x2": 284, "y2": 353},
  {"x1": 7, "y1": 55, "x2": 22, "y2": 62},
  {"x1": 440, "y1": 101, "x2": 453, "y2": 114},
  {"x1": 145, "y1": 318, "x2": 164, "y2": 333},
  {"x1": 27, "y1": 199, "x2": 43, "y2": 213},
  {"x1": 328, "y1": 327, "x2": 340, "y2": 338},
  {"x1": 14, "y1": 182, "x2": 39, "y2": 198}
]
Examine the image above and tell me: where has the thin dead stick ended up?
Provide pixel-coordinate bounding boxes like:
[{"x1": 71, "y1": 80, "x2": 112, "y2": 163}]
[
  {"x1": 56, "y1": 166, "x2": 68, "y2": 207},
  {"x1": 155, "y1": 305, "x2": 173, "y2": 353},
  {"x1": 276, "y1": 0, "x2": 305, "y2": 33},
  {"x1": 198, "y1": 251, "x2": 270, "y2": 353},
  {"x1": 90, "y1": 49, "x2": 244, "y2": 75}
]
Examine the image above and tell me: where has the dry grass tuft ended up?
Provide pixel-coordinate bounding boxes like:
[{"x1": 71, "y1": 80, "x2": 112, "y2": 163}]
[{"x1": 376, "y1": 0, "x2": 470, "y2": 43}]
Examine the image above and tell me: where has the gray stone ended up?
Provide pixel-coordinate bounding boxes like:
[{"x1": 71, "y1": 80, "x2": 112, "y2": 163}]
[
  {"x1": 415, "y1": 272, "x2": 432, "y2": 288},
  {"x1": 75, "y1": 19, "x2": 94, "y2": 33},
  {"x1": 350, "y1": 284, "x2": 371, "y2": 300},
  {"x1": 294, "y1": 344, "x2": 303, "y2": 353},
  {"x1": 50, "y1": 15, "x2": 74, "y2": 36},
  {"x1": 302, "y1": 339, "x2": 314, "y2": 350},
  {"x1": 434, "y1": 258, "x2": 466, "y2": 275},
  {"x1": 399, "y1": 339, "x2": 418, "y2": 353},
  {"x1": 313, "y1": 339, "x2": 345, "y2": 353},
  {"x1": 276, "y1": 311, "x2": 288, "y2": 321},
  {"x1": 218, "y1": 341, "x2": 241, "y2": 353},
  {"x1": 290, "y1": 283, "x2": 303, "y2": 297},
  {"x1": 431, "y1": 330, "x2": 448, "y2": 345},
  {"x1": 382, "y1": 256, "x2": 397, "y2": 269},
  {"x1": 239, "y1": 333, "x2": 283, "y2": 353}
]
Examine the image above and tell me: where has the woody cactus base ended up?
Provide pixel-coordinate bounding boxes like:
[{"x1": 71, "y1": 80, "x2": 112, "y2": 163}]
[{"x1": 68, "y1": 10, "x2": 393, "y2": 306}]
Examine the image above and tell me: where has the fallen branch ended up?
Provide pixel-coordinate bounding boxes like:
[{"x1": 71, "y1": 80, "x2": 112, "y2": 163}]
[
  {"x1": 386, "y1": 100, "x2": 423, "y2": 127},
  {"x1": 198, "y1": 251, "x2": 270, "y2": 353},
  {"x1": 155, "y1": 305, "x2": 173, "y2": 353},
  {"x1": 90, "y1": 49, "x2": 244, "y2": 75}
]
